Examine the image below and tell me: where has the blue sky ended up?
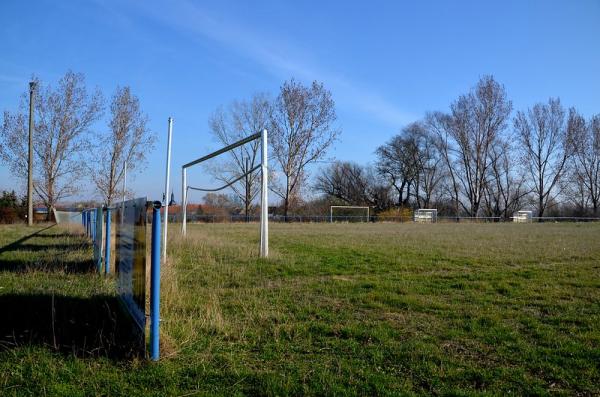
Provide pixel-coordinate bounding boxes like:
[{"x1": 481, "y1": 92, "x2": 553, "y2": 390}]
[{"x1": 1, "y1": 0, "x2": 599, "y2": 203}]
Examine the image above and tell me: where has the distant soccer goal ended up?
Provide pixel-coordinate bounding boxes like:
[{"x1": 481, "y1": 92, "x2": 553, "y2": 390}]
[
  {"x1": 330, "y1": 206, "x2": 370, "y2": 222},
  {"x1": 181, "y1": 130, "x2": 268, "y2": 257},
  {"x1": 513, "y1": 210, "x2": 533, "y2": 223},
  {"x1": 414, "y1": 209, "x2": 438, "y2": 223}
]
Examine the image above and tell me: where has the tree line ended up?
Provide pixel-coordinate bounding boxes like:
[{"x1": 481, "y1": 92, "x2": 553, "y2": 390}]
[
  {"x1": 3, "y1": 72, "x2": 597, "y2": 220},
  {"x1": 315, "y1": 76, "x2": 599, "y2": 218},
  {"x1": 209, "y1": 75, "x2": 599, "y2": 219},
  {"x1": 0, "y1": 71, "x2": 155, "y2": 218}
]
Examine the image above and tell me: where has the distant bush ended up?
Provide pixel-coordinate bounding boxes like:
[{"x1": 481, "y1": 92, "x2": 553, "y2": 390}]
[
  {"x1": 377, "y1": 207, "x2": 413, "y2": 222},
  {"x1": 0, "y1": 190, "x2": 26, "y2": 224}
]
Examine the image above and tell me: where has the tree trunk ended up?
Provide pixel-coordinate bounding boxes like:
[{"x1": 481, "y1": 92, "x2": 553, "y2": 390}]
[
  {"x1": 538, "y1": 195, "x2": 545, "y2": 222},
  {"x1": 283, "y1": 197, "x2": 289, "y2": 222}
]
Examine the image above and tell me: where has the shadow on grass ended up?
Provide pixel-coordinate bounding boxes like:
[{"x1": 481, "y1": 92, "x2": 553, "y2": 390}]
[
  {"x1": 2, "y1": 242, "x2": 89, "y2": 253},
  {"x1": 0, "y1": 225, "x2": 95, "y2": 273},
  {"x1": 1, "y1": 227, "x2": 143, "y2": 360},
  {"x1": 0, "y1": 224, "x2": 57, "y2": 255},
  {"x1": 0, "y1": 293, "x2": 144, "y2": 360},
  {"x1": 27, "y1": 232, "x2": 82, "y2": 239},
  {"x1": 0, "y1": 258, "x2": 96, "y2": 273}
]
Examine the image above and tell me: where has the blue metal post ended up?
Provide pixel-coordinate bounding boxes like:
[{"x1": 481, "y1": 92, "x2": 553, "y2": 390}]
[
  {"x1": 105, "y1": 208, "x2": 111, "y2": 275},
  {"x1": 150, "y1": 201, "x2": 162, "y2": 361},
  {"x1": 86, "y1": 210, "x2": 91, "y2": 237}
]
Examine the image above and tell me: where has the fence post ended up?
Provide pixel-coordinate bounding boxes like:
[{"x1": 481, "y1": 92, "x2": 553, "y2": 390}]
[
  {"x1": 86, "y1": 210, "x2": 91, "y2": 237},
  {"x1": 91, "y1": 210, "x2": 96, "y2": 241},
  {"x1": 150, "y1": 201, "x2": 162, "y2": 361},
  {"x1": 105, "y1": 208, "x2": 111, "y2": 275}
]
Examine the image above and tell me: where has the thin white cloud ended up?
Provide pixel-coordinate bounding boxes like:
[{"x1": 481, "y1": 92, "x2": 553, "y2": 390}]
[{"x1": 132, "y1": 0, "x2": 414, "y2": 126}]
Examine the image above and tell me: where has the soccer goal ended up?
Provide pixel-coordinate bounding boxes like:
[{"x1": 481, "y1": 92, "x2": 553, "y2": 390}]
[
  {"x1": 414, "y1": 208, "x2": 438, "y2": 223},
  {"x1": 330, "y1": 206, "x2": 370, "y2": 222},
  {"x1": 513, "y1": 210, "x2": 532, "y2": 223},
  {"x1": 181, "y1": 129, "x2": 268, "y2": 257}
]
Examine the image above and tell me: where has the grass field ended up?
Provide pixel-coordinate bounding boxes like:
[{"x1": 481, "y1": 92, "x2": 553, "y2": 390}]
[{"x1": 1, "y1": 222, "x2": 599, "y2": 396}]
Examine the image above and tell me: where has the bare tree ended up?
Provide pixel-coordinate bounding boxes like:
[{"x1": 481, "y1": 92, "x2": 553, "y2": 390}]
[
  {"x1": 569, "y1": 113, "x2": 600, "y2": 215},
  {"x1": 426, "y1": 111, "x2": 462, "y2": 216},
  {"x1": 91, "y1": 86, "x2": 154, "y2": 206},
  {"x1": 270, "y1": 79, "x2": 339, "y2": 218},
  {"x1": 1, "y1": 71, "x2": 103, "y2": 216},
  {"x1": 412, "y1": 127, "x2": 444, "y2": 209},
  {"x1": 315, "y1": 161, "x2": 392, "y2": 210},
  {"x1": 428, "y1": 76, "x2": 512, "y2": 217},
  {"x1": 208, "y1": 94, "x2": 271, "y2": 220},
  {"x1": 375, "y1": 127, "x2": 419, "y2": 207},
  {"x1": 203, "y1": 192, "x2": 242, "y2": 212},
  {"x1": 481, "y1": 139, "x2": 529, "y2": 219},
  {"x1": 514, "y1": 98, "x2": 577, "y2": 218},
  {"x1": 375, "y1": 122, "x2": 443, "y2": 208}
]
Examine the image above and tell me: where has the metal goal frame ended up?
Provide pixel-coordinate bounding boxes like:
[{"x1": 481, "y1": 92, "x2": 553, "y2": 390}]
[
  {"x1": 329, "y1": 205, "x2": 370, "y2": 222},
  {"x1": 181, "y1": 129, "x2": 268, "y2": 257}
]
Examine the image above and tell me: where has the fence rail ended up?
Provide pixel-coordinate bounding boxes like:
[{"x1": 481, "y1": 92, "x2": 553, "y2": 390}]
[{"x1": 163, "y1": 213, "x2": 600, "y2": 224}]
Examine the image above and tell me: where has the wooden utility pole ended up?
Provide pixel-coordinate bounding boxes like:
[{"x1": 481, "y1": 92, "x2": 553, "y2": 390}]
[{"x1": 27, "y1": 81, "x2": 36, "y2": 226}]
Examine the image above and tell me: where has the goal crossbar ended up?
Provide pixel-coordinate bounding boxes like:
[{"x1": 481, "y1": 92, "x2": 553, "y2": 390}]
[
  {"x1": 182, "y1": 132, "x2": 261, "y2": 169},
  {"x1": 181, "y1": 130, "x2": 268, "y2": 257}
]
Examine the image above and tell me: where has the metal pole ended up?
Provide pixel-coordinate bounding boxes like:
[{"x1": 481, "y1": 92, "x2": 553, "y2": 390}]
[
  {"x1": 182, "y1": 168, "x2": 187, "y2": 237},
  {"x1": 105, "y1": 208, "x2": 111, "y2": 274},
  {"x1": 245, "y1": 157, "x2": 249, "y2": 223},
  {"x1": 260, "y1": 129, "x2": 268, "y2": 257},
  {"x1": 123, "y1": 161, "x2": 127, "y2": 206},
  {"x1": 150, "y1": 201, "x2": 162, "y2": 361},
  {"x1": 27, "y1": 82, "x2": 36, "y2": 226},
  {"x1": 162, "y1": 117, "x2": 173, "y2": 262}
]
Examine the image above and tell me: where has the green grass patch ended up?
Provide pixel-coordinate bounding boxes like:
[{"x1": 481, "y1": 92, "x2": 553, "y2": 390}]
[{"x1": 1, "y1": 222, "x2": 599, "y2": 395}]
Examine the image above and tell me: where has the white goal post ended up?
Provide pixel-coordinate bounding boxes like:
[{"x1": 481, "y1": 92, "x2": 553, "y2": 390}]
[
  {"x1": 414, "y1": 208, "x2": 438, "y2": 223},
  {"x1": 513, "y1": 210, "x2": 532, "y2": 223},
  {"x1": 181, "y1": 129, "x2": 268, "y2": 257},
  {"x1": 330, "y1": 206, "x2": 370, "y2": 222}
]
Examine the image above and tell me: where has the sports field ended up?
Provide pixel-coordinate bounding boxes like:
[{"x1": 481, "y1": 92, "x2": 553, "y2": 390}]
[{"x1": 1, "y1": 222, "x2": 599, "y2": 395}]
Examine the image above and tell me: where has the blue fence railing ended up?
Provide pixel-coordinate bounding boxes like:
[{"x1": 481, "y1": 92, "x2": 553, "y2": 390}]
[{"x1": 80, "y1": 201, "x2": 162, "y2": 361}]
